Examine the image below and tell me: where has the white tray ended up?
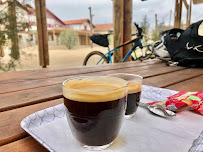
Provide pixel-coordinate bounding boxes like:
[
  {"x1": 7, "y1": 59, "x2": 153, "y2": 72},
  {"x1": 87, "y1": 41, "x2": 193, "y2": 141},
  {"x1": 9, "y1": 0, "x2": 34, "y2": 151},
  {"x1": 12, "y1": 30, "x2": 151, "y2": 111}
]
[{"x1": 21, "y1": 85, "x2": 203, "y2": 152}]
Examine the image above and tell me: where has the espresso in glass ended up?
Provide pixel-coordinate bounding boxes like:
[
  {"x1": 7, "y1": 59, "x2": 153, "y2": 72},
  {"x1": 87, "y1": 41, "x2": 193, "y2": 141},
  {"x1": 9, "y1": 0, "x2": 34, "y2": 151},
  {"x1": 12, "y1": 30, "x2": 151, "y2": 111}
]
[
  {"x1": 62, "y1": 76, "x2": 128, "y2": 150},
  {"x1": 108, "y1": 73, "x2": 143, "y2": 119}
]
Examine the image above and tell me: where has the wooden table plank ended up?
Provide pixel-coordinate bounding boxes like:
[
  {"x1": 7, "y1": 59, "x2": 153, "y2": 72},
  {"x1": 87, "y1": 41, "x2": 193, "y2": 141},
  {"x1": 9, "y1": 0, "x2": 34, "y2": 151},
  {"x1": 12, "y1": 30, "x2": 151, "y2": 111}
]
[
  {"x1": 0, "y1": 137, "x2": 48, "y2": 152},
  {"x1": 0, "y1": 64, "x2": 185, "y2": 94},
  {"x1": 165, "y1": 75, "x2": 203, "y2": 91},
  {"x1": 143, "y1": 68, "x2": 203, "y2": 88},
  {"x1": 0, "y1": 66, "x2": 187, "y2": 112},
  {"x1": 0, "y1": 60, "x2": 162, "y2": 84},
  {"x1": 0, "y1": 99, "x2": 63, "y2": 146},
  {"x1": 0, "y1": 85, "x2": 62, "y2": 112}
]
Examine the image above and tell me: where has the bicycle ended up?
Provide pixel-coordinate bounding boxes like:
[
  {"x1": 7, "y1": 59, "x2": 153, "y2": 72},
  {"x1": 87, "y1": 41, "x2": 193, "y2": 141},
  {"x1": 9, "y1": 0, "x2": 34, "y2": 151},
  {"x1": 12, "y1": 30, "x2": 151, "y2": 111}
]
[{"x1": 83, "y1": 23, "x2": 154, "y2": 66}]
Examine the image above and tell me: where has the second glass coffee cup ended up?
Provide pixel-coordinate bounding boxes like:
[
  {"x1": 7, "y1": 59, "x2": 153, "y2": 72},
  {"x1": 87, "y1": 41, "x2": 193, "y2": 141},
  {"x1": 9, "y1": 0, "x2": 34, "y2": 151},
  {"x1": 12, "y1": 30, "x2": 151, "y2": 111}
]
[{"x1": 108, "y1": 73, "x2": 143, "y2": 119}]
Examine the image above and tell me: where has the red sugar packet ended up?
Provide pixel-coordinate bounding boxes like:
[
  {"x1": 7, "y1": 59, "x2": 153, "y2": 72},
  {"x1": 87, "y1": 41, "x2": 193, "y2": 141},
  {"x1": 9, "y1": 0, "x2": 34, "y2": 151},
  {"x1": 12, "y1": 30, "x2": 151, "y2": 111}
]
[{"x1": 148, "y1": 91, "x2": 203, "y2": 115}]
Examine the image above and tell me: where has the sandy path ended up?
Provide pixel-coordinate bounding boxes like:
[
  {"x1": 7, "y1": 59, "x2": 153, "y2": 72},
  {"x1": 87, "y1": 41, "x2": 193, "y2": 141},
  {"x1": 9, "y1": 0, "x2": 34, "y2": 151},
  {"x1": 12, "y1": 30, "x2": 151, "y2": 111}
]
[{"x1": 0, "y1": 45, "x2": 142, "y2": 72}]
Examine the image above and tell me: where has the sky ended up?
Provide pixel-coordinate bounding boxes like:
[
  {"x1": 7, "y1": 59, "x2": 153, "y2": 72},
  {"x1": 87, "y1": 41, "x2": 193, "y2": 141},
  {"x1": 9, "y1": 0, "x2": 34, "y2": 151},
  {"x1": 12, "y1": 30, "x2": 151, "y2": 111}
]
[{"x1": 45, "y1": 0, "x2": 203, "y2": 29}]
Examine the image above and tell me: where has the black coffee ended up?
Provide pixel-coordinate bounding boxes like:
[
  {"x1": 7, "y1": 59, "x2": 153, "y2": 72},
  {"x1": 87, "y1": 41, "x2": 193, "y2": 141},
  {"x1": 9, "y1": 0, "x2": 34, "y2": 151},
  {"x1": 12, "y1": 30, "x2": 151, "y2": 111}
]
[
  {"x1": 62, "y1": 77, "x2": 128, "y2": 146},
  {"x1": 125, "y1": 91, "x2": 141, "y2": 115},
  {"x1": 125, "y1": 82, "x2": 142, "y2": 116},
  {"x1": 64, "y1": 97, "x2": 126, "y2": 146}
]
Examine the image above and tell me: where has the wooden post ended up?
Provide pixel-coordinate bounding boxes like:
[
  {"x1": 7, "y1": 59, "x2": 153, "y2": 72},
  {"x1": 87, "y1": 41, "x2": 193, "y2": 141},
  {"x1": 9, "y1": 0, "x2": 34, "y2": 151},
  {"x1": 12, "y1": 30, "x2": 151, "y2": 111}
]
[
  {"x1": 169, "y1": 10, "x2": 172, "y2": 26},
  {"x1": 179, "y1": 0, "x2": 182, "y2": 28},
  {"x1": 86, "y1": 33, "x2": 88, "y2": 45},
  {"x1": 88, "y1": 7, "x2": 93, "y2": 48},
  {"x1": 186, "y1": 7, "x2": 189, "y2": 27},
  {"x1": 174, "y1": 0, "x2": 182, "y2": 28},
  {"x1": 188, "y1": 0, "x2": 192, "y2": 25},
  {"x1": 35, "y1": 0, "x2": 49, "y2": 68},
  {"x1": 113, "y1": 0, "x2": 124, "y2": 63},
  {"x1": 53, "y1": 28, "x2": 57, "y2": 45},
  {"x1": 174, "y1": 0, "x2": 178, "y2": 28},
  {"x1": 88, "y1": 7, "x2": 93, "y2": 34},
  {"x1": 155, "y1": 14, "x2": 158, "y2": 31},
  {"x1": 78, "y1": 35, "x2": 81, "y2": 45},
  {"x1": 123, "y1": 0, "x2": 132, "y2": 62}
]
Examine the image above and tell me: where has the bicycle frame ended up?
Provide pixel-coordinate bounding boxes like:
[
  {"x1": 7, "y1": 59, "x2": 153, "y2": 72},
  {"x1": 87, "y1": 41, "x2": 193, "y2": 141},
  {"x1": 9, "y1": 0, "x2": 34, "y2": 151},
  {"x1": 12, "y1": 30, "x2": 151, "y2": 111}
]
[
  {"x1": 133, "y1": 43, "x2": 151, "y2": 60},
  {"x1": 96, "y1": 38, "x2": 143, "y2": 64}
]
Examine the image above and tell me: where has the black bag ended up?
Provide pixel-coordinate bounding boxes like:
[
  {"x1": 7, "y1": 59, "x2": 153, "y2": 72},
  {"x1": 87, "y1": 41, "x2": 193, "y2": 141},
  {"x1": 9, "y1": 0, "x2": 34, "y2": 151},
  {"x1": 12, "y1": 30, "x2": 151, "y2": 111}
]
[
  {"x1": 164, "y1": 20, "x2": 203, "y2": 68},
  {"x1": 90, "y1": 34, "x2": 109, "y2": 47}
]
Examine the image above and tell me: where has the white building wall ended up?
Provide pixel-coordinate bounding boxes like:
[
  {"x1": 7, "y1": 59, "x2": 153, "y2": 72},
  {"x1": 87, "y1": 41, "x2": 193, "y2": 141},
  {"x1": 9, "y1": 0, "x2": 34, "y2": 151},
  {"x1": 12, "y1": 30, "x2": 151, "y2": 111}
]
[
  {"x1": 15, "y1": 5, "x2": 29, "y2": 23},
  {"x1": 68, "y1": 24, "x2": 80, "y2": 30},
  {"x1": 0, "y1": 3, "x2": 29, "y2": 24},
  {"x1": 81, "y1": 22, "x2": 91, "y2": 31},
  {"x1": 0, "y1": 3, "x2": 8, "y2": 12},
  {"x1": 64, "y1": 22, "x2": 91, "y2": 31}
]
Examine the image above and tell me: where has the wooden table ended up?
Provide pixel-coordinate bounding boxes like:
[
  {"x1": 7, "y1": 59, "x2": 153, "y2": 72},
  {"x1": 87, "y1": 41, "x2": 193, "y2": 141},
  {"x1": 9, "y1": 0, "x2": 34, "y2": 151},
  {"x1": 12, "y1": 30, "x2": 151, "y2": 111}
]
[{"x1": 0, "y1": 60, "x2": 203, "y2": 151}]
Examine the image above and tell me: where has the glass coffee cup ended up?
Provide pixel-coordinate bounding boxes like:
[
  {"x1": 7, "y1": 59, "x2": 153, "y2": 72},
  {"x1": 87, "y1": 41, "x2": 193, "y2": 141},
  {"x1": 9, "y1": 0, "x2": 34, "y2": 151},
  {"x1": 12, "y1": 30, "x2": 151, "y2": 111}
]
[
  {"x1": 62, "y1": 76, "x2": 128, "y2": 150},
  {"x1": 108, "y1": 73, "x2": 143, "y2": 119}
]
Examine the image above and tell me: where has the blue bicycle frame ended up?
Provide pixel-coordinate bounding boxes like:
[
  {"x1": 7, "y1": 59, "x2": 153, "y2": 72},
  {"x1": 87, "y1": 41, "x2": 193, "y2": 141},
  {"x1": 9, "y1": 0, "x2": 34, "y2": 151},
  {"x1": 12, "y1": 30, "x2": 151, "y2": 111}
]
[{"x1": 96, "y1": 39, "x2": 143, "y2": 64}]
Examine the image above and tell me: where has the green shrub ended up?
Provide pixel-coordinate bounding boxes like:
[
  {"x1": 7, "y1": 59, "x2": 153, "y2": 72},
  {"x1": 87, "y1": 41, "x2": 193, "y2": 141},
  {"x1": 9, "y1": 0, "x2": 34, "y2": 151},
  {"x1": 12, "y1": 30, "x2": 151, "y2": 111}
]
[{"x1": 59, "y1": 30, "x2": 78, "y2": 49}]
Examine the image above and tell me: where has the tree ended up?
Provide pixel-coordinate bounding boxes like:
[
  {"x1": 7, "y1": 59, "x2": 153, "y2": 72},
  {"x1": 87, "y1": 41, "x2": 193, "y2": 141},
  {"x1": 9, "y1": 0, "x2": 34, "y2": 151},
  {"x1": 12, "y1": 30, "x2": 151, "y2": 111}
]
[
  {"x1": 140, "y1": 15, "x2": 150, "y2": 43},
  {"x1": 59, "y1": 30, "x2": 78, "y2": 49},
  {"x1": 0, "y1": 0, "x2": 31, "y2": 71},
  {"x1": 152, "y1": 21, "x2": 166, "y2": 42},
  {"x1": 8, "y1": 0, "x2": 19, "y2": 60}
]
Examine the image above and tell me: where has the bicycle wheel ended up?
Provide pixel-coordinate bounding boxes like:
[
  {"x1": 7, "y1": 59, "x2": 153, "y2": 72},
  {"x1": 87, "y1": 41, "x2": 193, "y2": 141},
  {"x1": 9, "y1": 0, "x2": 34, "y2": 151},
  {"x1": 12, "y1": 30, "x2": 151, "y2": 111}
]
[
  {"x1": 83, "y1": 51, "x2": 109, "y2": 66},
  {"x1": 138, "y1": 53, "x2": 153, "y2": 61},
  {"x1": 138, "y1": 45, "x2": 156, "y2": 61}
]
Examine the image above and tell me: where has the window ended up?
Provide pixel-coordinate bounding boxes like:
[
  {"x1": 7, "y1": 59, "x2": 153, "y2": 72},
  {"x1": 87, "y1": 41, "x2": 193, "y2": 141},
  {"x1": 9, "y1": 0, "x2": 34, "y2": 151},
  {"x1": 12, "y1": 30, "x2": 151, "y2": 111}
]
[{"x1": 84, "y1": 25, "x2": 87, "y2": 31}]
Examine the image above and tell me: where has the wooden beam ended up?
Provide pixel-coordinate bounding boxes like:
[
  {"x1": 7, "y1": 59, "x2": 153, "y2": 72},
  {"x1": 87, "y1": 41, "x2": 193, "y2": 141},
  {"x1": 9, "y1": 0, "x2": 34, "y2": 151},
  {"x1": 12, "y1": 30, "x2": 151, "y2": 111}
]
[
  {"x1": 179, "y1": 0, "x2": 183, "y2": 28},
  {"x1": 113, "y1": 0, "x2": 124, "y2": 63},
  {"x1": 186, "y1": 7, "x2": 189, "y2": 27},
  {"x1": 35, "y1": 0, "x2": 49, "y2": 68},
  {"x1": 183, "y1": 0, "x2": 189, "y2": 9},
  {"x1": 123, "y1": 0, "x2": 132, "y2": 62},
  {"x1": 189, "y1": 0, "x2": 192, "y2": 25},
  {"x1": 193, "y1": 0, "x2": 203, "y2": 4}
]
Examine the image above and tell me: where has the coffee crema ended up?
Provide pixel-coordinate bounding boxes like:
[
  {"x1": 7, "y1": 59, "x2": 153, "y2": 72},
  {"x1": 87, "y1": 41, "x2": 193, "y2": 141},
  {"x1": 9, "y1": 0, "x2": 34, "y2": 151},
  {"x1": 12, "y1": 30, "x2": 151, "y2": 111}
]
[
  {"x1": 63, "y1": 77, "x2": 128, "y2": 102},
  {"x1": 128, "y1": 82, "x2": 142, "y2": 94}
]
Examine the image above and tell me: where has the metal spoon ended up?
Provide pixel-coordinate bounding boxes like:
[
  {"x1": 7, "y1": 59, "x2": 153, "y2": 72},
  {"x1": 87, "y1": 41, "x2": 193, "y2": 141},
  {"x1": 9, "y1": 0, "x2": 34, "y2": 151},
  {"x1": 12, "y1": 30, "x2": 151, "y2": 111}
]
[{"x1": 139, "y1": 102, "x2": 176, "y2": 118}]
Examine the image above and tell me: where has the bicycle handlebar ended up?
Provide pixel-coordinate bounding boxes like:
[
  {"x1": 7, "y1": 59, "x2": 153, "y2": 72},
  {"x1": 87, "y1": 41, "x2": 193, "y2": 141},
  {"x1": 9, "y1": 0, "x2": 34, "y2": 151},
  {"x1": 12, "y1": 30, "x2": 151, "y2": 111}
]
[{"x1": 134, "y1": 22, "x2": 143, "y2": 37}]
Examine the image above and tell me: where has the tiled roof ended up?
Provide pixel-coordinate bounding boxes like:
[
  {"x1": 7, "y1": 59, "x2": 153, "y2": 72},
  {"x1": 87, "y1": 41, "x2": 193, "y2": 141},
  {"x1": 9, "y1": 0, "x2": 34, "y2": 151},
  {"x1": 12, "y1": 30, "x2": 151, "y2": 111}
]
[
  {"x1": 0, "y1": 1, "x2": 7, "y2": 4},
  {"x1": 46, "y1": 8, "x2": 65, "y2": 25},
  {"x1": 94, "y1": 23, "x2": 113, "y2": 31},
  {"x1": 64, "y1": 19, "x2": 89, "y2": 25},
  {"x1": 27, "y1": 7, "x2": 35, "y2": 13}
]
